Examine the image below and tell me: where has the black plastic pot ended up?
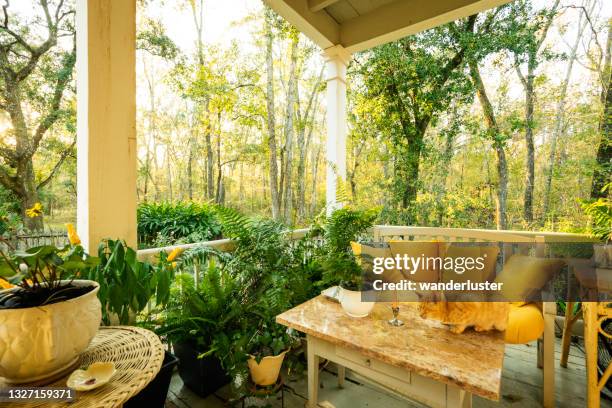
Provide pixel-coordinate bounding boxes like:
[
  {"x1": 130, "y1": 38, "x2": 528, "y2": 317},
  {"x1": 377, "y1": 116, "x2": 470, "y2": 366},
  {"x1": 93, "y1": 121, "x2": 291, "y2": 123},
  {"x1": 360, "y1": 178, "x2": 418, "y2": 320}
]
[
  {"x1": 125, "y1": 350, "x2": 179, "y2": 408},
  {"x1": 173, "y1": 340, "x2": 230, "y2": 397}
]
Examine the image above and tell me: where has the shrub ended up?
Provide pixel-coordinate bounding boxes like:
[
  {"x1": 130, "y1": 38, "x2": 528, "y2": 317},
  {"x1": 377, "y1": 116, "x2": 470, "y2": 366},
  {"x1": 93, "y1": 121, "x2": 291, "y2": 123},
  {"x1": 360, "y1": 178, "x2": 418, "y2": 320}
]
[{"x1": 137, "y1": 202, "x2": 222, "y2": 248}]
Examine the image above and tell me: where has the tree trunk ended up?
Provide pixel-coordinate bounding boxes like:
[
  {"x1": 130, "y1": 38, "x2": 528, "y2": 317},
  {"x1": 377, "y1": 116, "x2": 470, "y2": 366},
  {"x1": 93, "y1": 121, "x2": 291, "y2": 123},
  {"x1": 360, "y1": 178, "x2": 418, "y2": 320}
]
[
  {"x1": 400, "y1": 142, "x2": 422, "y2": 224},
  {"x1": 265, "y1": 9, "x2": 281, "y2": 219},
  {"x1": 206, "y1": 120, "x2": 214, "y2": 200},
  {"x1": 281, "y1": 33, "x2": 299, "y2": 222},
  {"x1": 215, "y1": 124, "x2": 223, "y2": 204},
  {"x1": 387, "y1": 80, "x2": 425, "y2": 225},
  {"x1": 436, "y1": 118, "x2": 456, "y2": 225},
  {"x1": 515, "y1": 0, "x2": 559, "y2": 224},
  {"x1": 187, "y1": 136, "x2": 194, "y2": 200},
  {"x1": 296, "y1": 68, "x2": 323, "y2": 222},
  {"x1": 165, "y1": 149, "x2": 173, "y2": 201},
  {"x1": 543, "y1": 6, "x2": 589, "y2": 216},
  {"x1": 469, "y1": 60, "x2": 508, "y2": 230},
  {"x1": 20, "y1": 160, "x2": 44, "y2": 231},
  {"x1": 522, "y1": 54, "x2": 536, "y2": 224},
  {"x1": 348, "y1": 141, "x2": 365, "y2": 202},
  {"x1": 591, "y1": 20, "x2": 612, "y2": 199},
  {"x1": 310, "y1": 146, "x2": 321, "y2": 216}
]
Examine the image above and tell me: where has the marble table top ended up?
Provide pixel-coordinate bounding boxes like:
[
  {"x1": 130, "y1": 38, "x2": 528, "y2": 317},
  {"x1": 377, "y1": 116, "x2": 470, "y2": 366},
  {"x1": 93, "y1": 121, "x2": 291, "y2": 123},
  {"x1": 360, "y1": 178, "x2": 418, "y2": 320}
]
[{"x1": 276, "y1": 296, "x2": 505, "y2": 400}]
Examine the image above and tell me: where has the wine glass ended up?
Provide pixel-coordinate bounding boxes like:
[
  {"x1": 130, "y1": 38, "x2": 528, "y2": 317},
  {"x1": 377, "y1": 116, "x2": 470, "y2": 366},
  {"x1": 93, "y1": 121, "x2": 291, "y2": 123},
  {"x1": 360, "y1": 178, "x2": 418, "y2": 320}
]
[{"x1": 388, "y1": 297, "x2": 404, "y2": 327}]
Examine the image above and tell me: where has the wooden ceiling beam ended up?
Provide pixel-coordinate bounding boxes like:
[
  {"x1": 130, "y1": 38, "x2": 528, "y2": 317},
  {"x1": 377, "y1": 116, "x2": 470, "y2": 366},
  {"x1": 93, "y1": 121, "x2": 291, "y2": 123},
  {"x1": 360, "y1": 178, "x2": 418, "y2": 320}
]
[
  {"x1": 263, "y1": 0, "x2": 340, "y2": 49},
  {"x1": 308, "y1": 0, "x2": 341, "y2": 13},
  {"x1": 341, "y1": 0, "x2": 514, "y2": 53}
]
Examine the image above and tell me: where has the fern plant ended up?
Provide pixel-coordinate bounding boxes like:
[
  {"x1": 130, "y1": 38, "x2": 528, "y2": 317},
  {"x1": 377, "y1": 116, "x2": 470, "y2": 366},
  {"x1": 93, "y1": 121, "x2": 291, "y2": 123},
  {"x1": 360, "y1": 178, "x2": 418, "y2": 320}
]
[
  {"x1": 580, "y1": 183, "x2": 612, "y2": 242},
  {"x1": 314, "y1": 207, "x2": 378, "y2": 290}
]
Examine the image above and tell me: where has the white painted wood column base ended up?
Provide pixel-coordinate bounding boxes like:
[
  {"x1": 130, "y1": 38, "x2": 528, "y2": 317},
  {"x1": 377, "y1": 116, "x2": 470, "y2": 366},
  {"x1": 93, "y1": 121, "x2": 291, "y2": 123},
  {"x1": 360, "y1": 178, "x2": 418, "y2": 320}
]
[
  {"x1": 323, "y1": 45, "x2": 351, "y2": 215},
  {"x1": 76, "y1": 0, "x2": 137, "y2": 252}
]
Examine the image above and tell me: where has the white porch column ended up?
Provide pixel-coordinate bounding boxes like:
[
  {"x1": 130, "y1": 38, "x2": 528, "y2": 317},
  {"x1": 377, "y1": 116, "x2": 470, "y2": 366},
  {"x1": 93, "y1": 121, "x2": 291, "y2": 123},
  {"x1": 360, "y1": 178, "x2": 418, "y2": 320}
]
[
  {"x1": 76, "y1": 0, "x2": 137, "y2": 252},
  {"x1": 323, "y1": 45, "x2": 351, "y2": 215}
]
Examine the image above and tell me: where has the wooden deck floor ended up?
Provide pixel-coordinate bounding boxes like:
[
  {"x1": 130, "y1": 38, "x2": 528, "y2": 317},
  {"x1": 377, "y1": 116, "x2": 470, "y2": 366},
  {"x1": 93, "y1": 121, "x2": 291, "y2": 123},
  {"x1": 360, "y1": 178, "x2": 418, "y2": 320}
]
[{"x1": 166, "y1": 338, "x2": 612, "y2": 408}]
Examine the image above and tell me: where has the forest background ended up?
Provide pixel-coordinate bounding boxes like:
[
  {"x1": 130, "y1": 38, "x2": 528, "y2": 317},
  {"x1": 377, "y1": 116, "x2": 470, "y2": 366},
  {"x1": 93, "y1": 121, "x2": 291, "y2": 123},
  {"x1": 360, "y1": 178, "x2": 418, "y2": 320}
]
[{"x1": 0, "y1": 0, "x2": 610, "y2": 245}]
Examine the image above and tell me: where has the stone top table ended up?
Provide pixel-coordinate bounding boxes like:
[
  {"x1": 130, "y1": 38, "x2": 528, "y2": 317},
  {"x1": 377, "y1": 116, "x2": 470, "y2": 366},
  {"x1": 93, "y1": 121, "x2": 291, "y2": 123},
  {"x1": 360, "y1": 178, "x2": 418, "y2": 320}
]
[
  {"x1": 277, "y1": 296, "x2": 505, "y2": 407},
  {"x1": 0, "y1": 326, "x2": 164, "y2": 408}
]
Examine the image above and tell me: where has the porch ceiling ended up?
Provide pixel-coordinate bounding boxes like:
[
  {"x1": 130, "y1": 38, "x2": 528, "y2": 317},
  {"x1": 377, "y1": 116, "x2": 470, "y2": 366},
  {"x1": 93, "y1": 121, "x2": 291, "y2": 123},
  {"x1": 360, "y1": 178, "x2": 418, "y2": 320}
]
[{"x1": 264, "y1": 0, "x2": 513, "y2": 53}]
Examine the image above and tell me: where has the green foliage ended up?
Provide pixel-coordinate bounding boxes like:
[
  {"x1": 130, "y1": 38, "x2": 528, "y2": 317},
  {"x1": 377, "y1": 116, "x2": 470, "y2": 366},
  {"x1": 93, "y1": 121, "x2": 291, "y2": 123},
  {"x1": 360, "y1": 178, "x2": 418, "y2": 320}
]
[
  {"x1": 411, "y1": 192, "x2": 496, "y2": 229},
  {"x1": 137, "y1": 202, "x2": 222, "y2": 248},
  {"x1": 313, "y1": 207, "x2": 378, "y2": 290},
  {"x1": 87, "y1": 239, "x2": 174, "y2": 325},
  {"x1": 247, "y1": 321, "x2": 298, "y2": 363},
  {"x1": 0, "y1": 186, "x2": 20, "y2": 235},
  {"x1": 155, "y1": 259, "x2": 242, "y2": 349},
  {"x1": 216, "y1": 206, "x2": 320, "y2": 313},
  {"x1": 151, "y1": 206, "x2": 322, "y2": 395},
  {"x1": 137, "y1": 18, "x2": 179, "y2": 59},
  {"x1": 580, "y1": 184, "x2": 612, "y2": 242},
  {"x1": 351, "y1": 20, "x2": 476, "y2": 221}
]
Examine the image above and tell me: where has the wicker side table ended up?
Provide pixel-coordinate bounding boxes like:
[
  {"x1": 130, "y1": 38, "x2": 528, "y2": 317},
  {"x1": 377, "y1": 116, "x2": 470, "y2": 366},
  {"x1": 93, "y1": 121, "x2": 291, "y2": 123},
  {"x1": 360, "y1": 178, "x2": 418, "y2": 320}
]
[{"x1": 0, "y1": 326, "x2": 164, "y2": 408}]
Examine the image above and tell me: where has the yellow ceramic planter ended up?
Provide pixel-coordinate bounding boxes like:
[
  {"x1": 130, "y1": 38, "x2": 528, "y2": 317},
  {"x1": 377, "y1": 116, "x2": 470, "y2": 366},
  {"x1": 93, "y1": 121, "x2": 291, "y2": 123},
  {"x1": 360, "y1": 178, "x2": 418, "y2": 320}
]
[
  {"x1": 247, "y1": 350, "x2": 287, "y2": 386},
  {"x1": 0, "y1": 280, "x2": 101, "y2": 383}
]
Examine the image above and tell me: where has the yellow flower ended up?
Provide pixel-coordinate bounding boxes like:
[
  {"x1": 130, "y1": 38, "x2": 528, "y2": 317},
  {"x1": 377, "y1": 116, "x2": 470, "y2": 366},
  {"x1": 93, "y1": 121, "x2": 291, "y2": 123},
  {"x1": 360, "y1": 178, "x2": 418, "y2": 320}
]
[
  {"x1": 25, "y1": 202, "x2": 43, "y2": 218},
  {"x1": 167, "y1": 248, "x2": 183, "y2": 262},
  {"x1": 65, "y1": 223, "x2": 81, "y2": 245},
  {"x1": 0, "y1": 278, "x2": 14, "y2": 289}
]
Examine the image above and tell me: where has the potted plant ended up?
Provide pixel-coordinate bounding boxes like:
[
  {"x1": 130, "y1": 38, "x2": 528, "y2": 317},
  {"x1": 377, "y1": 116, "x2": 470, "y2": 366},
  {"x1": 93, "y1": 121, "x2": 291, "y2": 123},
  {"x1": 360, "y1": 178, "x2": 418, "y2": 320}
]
[
  {"x1": 86, "y1": 238, "x2": 177, "y2": 408},
  {"x1": 246, "y1": 321, "x2": 297, "y2": 386},
  {"x1": 87, "y1": 239, "x2": 174, "y2": 325},
  {"x1": 154, "y1": 248, "x2": 240, "y2": 397},
  {"x1": 316, "y1": 208, "x2": 378, "y2": 317},
  {"x1": 0, "y1": 234, "x2": 101, "y2": 383}
]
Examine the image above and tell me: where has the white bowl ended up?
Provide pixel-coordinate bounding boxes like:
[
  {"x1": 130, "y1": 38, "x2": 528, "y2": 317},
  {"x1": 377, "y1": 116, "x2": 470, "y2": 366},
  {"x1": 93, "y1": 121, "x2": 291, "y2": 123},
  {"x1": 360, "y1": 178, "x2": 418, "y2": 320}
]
[{"x1": 339, "y1": 286, "x2": 375, "y2": 317}]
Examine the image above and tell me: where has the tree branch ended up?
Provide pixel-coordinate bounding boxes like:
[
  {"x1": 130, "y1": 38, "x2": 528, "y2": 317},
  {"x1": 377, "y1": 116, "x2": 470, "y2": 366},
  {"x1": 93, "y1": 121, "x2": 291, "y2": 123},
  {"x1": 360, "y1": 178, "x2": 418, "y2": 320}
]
[
  {"x1": 535, "y1": 0, "x2": 560, "y2": 52},
  {"x1": 514, "y1": 56, "x2": 528, "y2": 88},
  {"x1": 36, "y1": 138, "x2": 75, "y2": 190},
  {"x1": 31, "y1": 40, "x2": 75, "y2": 154},
  {"x1": 11, "y1": 0, "x2": 62, "y2": 83}
]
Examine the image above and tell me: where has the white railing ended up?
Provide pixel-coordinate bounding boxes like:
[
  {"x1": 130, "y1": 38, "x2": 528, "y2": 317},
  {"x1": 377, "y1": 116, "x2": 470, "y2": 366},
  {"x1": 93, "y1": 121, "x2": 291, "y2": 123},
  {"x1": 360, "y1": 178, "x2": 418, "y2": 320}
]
[
  {"x1": 137, "y1": 225, "x2": 595, "y2": 262},
  {"x1": 136, "y1": 228, "x2": 311, "y2": 262}
]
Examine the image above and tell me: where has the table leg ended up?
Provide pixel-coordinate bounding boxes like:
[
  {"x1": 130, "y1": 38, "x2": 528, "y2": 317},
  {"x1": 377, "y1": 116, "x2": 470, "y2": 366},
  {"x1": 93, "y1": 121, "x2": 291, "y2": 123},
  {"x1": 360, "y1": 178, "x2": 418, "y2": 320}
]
[
  {"x1": 584, "y1": 302, "x2": 600, "y2": 408},
  {"x1": 307, "y1": 335, "x2": 320, "y2": 408},
  {"x1": 560, "y1": 301, "x2": 575, "y2": 368},
  {"x1": 543, "y1": 302, "x2": 556, "y2": 408},
  {"x1": 337, "y1": 365, "x2": 346, "y2": 389},
  {"x1": 446, "y1": 387, "x2": 472, "y2": 408}
]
